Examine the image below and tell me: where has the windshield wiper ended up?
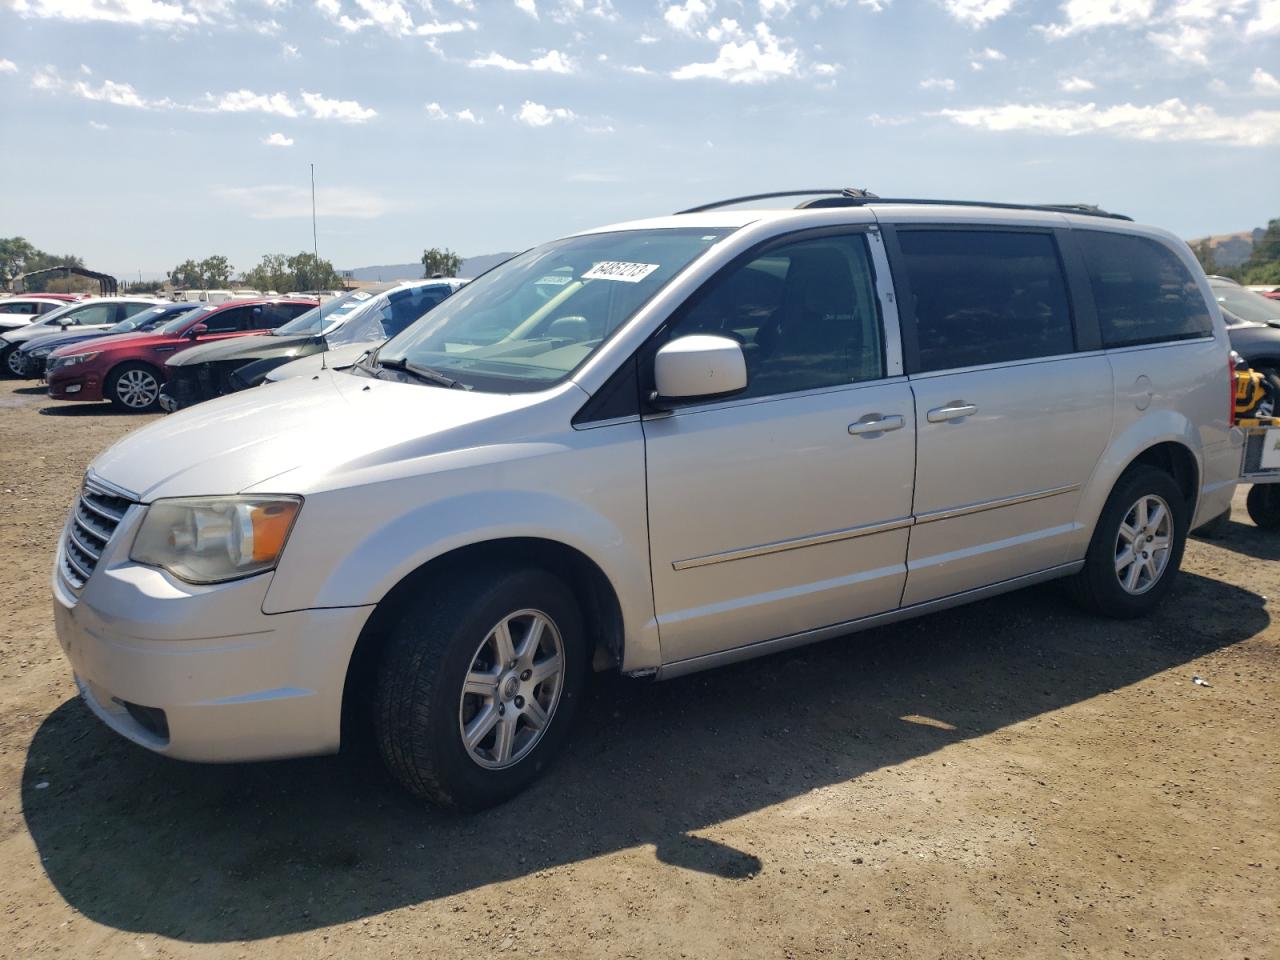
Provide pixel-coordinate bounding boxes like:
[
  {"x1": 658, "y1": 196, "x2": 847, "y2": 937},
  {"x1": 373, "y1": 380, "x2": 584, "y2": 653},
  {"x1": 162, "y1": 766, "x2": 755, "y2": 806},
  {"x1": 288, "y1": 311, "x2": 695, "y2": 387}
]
[{"x1": 376, "y1": 356, "x2": 467, "y2": 389}]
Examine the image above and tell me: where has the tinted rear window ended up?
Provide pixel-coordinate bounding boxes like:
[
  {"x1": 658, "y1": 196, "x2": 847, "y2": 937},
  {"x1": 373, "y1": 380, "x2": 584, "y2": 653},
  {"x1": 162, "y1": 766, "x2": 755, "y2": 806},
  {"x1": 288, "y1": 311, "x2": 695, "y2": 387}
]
[
  {"x1": 899, "y1": 230, "x2": 1074, "y2": 373},
  {"x1": 1077, "y1": 232, "x2": 1212, "y2": 348}
]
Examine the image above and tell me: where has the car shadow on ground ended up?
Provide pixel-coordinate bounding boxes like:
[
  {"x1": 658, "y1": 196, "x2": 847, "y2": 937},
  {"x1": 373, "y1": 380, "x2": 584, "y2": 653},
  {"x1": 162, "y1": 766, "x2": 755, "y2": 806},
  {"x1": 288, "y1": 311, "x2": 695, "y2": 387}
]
[
  {"x1": 12, "y1": 385, "x2": 47, "y2": 395},
  {"x1": 22, "y1": 572, "x2": 1267, "y2": 944},
  {"x1": 1195, "y1": 516, "x2": 1280, "y2": 562},
  {"x1": 38, "y1": 404, "x2": 136, "y2": 417}
]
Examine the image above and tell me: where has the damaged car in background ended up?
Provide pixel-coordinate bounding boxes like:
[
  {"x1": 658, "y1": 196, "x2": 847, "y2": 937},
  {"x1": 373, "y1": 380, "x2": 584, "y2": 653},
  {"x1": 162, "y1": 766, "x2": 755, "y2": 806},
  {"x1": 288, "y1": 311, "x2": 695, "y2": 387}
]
[{"x1": 158, "y1": 278, "x2": 465, "y2": 411}]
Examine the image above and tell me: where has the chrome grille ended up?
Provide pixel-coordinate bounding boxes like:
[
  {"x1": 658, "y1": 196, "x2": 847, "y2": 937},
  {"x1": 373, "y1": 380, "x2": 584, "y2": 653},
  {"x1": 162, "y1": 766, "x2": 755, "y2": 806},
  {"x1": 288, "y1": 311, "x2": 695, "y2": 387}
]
[{"x1": 60, "y1": 478, "x2": 135, "y2": 590}]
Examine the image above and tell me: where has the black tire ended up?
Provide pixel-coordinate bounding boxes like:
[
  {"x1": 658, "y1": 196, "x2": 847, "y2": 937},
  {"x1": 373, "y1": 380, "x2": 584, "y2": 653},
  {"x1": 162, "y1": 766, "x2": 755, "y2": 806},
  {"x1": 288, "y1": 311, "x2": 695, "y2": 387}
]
[
  {"x1": 1246, "y1": 484, "x2": 1280, "y2": 531},
  {"x1": 374, "y1": 567, "x2": 587, "y2": 810},
  {"x1": 1067, "y1": 465, "x2": 1189, "y2": 618},
  {"x1": 0, "y1": 344, "x2": 21, "y2": 379},
  {"x1": 105, "y1": 362, "x2": 163, "y2": 412}
]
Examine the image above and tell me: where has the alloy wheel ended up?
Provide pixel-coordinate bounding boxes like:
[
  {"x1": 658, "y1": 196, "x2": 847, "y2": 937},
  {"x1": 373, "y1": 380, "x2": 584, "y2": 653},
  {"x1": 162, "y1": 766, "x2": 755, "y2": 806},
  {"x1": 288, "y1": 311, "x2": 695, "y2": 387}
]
[
  {"x1": 115, "y1": 369, "x2": 160, "y2": 409},
  {"x1": 1114, "y1": 493, "x2": 1173, "y2": 595},
  {"x1": 458, "y1": 608, "x2": 564, "y2": 770},
  {"x1": 5, "y1": 350, "x2": 24, "y2": 376}
]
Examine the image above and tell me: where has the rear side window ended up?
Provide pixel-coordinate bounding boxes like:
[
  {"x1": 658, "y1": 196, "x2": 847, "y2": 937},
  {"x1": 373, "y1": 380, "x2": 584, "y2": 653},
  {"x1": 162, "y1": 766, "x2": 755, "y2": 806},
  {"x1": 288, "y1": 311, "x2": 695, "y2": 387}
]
[
  {"x1": 1077, "y1": 232, "x2": 1213, "y2": 348},
  {"x1": 899, "y1": 230, "x2": 1074, "y2": 373}
]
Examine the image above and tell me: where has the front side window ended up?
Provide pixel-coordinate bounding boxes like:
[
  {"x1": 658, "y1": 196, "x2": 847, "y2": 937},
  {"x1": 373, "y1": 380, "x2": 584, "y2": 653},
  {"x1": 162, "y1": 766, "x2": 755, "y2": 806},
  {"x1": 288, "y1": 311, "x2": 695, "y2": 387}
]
[
  {"x1": 203, "y1": 305, "x2": 250, "y2": 332},
  {"x1": 374, "y1": 228, "x2": 732, "y2": 392},
  {"x1": 900, "y1": 230, "x2": 1074, "y2": 373},
  {"x1": 65, "y1": 303, "x2": 118, "y2": 326},
  {"x1": 665, "y1": 232, "x2": 884, "y2": 400},
  {"x1": 1080, "y1": 232, "x2": 1213, "y2": 347}
]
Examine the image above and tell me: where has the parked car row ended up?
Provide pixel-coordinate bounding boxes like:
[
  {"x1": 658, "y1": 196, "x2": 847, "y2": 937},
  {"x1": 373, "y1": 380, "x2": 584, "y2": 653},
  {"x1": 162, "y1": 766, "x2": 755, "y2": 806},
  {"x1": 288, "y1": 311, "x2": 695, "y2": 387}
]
[{"x1": 0, "y1": 280, "x2": 466, "y2": 411}]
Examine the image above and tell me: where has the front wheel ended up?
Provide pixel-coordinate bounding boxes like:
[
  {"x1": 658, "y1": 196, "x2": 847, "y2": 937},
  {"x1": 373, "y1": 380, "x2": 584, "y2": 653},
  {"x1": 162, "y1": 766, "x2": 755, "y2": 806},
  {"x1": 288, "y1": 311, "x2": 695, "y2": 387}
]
[
  {"x1": 106, "y1": 362, "x2": 162, "y2": 412},
  {"x1": 1246, "y1": 484, "x2": 1280, "y2": 531},
  {"x1": 1068, "y1": 466, "x2": 1188, "y2": 618},
  {"x1": 1, "y1": 344, "x2": 23, "y2": 378},
  {"x1": 373, "y1": 567, "x2": 587, "y2": 809}
]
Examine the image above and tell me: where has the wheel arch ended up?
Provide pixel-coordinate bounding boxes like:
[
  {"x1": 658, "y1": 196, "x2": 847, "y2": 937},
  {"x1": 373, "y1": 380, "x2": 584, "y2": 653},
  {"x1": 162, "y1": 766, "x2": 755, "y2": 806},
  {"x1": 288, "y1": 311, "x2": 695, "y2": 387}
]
[
  {"x1": 105, "y1": 356, "x2": 165, "y2": 388},
  {"x1": 340, "y1": 536, "x2": 625, "y2": 744}
]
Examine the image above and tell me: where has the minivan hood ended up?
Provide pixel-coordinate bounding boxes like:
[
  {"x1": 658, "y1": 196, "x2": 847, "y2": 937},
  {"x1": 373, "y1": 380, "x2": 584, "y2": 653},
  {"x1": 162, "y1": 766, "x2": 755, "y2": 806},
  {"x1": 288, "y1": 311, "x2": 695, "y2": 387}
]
[
  {"x1": 166, "y1": 333, "x2": 315, "y2": 367},
  {"x1": 90, "y1": 369, "x2": 551, "y2": 501}
]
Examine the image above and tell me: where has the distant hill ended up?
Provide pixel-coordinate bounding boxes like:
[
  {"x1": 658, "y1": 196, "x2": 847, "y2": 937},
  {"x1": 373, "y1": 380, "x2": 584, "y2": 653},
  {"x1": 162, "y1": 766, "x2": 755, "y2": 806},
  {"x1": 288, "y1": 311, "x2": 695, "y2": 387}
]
[
  {"x1": 1188, "y1": 228, "x2": 1265, "y2": 269},
  {"x1": 342, "y1": 252, "x2": 517, "y2": 282}
]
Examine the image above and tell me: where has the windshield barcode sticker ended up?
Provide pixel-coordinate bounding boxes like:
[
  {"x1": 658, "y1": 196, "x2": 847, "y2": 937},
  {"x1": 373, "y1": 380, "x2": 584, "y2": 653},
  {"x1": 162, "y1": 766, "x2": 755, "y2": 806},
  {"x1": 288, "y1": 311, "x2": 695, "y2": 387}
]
[{"x1": 582, "y1": 261, "x2": 659, "y2": 283}]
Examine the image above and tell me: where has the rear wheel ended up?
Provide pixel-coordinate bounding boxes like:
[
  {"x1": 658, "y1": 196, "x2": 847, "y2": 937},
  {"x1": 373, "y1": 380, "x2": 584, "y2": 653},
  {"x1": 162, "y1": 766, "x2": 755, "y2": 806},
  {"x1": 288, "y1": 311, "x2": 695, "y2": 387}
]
[
  {"x1": 373, "y1": 567, "x2": 587, "y2": 809},
  {"x1": 1246, "y1": 484, "x2": 1280, "y2": 531},
  {"x1": 106, "y1": 362, "x2": 162, "y2": 412},
  {"x1": 1068, "y1": 466, "x2": 1188, "y2": 618}
]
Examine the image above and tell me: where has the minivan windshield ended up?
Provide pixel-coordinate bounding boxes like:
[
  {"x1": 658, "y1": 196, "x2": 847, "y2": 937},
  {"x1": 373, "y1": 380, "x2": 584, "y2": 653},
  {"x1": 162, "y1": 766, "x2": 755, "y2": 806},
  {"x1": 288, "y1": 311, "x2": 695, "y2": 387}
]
[
  {"x1": 372, "y1": 227, "x2": 732, "y2": 391},
  {"x1": 275, "y1": 288, "x2": 382, "y2": 337}
]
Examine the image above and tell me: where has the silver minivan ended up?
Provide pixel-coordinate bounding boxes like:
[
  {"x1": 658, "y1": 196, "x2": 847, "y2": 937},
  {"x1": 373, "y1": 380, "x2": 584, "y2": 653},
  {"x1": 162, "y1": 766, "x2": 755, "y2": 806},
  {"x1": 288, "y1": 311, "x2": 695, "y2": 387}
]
[{"x1": 53, "y1": 193, "x2": 1239, "y2": 808}]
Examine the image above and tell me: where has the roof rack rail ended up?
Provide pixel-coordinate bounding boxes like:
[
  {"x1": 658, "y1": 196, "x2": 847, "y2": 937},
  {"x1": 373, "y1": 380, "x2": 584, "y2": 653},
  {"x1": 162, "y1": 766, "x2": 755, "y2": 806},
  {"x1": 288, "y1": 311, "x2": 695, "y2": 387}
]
[{"x1": 675, "y1": 190, "x2": 1132, "y2": 221}]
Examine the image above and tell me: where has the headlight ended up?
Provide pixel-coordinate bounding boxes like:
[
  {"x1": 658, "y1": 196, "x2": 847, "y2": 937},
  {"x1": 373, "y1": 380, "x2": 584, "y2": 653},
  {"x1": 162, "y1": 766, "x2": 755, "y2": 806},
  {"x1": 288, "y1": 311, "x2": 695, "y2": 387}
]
[
  {"x1": 59, "y1": 352, "x2": 100, "y2": 366},
  {"x1": 30, "y1": 345, "x2": 54, "y2": 358},
  {"x1": 130, "y1": 496, "x2": 302, "y2": 584}
]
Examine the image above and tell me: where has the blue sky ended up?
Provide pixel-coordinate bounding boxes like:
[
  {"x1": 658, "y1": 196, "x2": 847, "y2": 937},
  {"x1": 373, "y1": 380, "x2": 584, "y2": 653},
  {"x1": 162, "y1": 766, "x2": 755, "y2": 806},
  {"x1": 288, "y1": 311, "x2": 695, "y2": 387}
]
[{"x1": 1, "y1": 0, "x2": 1277, "y2": 279}]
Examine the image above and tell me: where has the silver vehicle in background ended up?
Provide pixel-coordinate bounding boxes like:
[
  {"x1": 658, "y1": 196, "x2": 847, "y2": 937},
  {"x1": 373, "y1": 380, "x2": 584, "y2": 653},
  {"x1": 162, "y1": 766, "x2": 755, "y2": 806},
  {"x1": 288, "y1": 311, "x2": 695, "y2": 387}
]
[{"x1": 53, "y1": 192, "x2": 1237, "y2": 810}]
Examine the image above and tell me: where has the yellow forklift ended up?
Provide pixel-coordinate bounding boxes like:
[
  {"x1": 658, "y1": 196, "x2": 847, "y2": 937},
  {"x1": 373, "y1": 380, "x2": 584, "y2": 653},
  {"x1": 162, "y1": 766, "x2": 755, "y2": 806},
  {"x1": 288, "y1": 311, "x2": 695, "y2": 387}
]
[{"x1": 1235, "y1": 363, "x2": 1280, "y2": 530}]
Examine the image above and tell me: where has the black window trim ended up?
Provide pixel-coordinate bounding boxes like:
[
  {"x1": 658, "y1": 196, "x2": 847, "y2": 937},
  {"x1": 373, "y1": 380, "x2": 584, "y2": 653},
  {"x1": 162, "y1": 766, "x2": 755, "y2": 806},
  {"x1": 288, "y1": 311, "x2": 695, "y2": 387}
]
[
  {"x1": 882, "y1": 223, "x2": 1086, "y2": 376},
  {"x1": 573, "y1": 223, "x2": 889, "y2": 426}
]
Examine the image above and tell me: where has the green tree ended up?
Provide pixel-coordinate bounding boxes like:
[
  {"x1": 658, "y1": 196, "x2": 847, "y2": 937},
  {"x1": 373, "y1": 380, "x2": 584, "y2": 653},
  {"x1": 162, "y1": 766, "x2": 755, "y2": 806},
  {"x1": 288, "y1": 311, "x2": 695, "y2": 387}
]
[
  {"x1": 198, "y1": 255, "x2": 234, "y2": 286},
  {"x1": 1238, "y1": 218, "x2": 1280, "y2": 286},
  {"x1": 239, "y1": 251, "x2": 342, "y2": 292},
  {"x1": 422, "y1": 247, "x2": 463, "y2": 278},
  {"x1": 169, "y1": 259, "x2": 203, "y2": 288}
]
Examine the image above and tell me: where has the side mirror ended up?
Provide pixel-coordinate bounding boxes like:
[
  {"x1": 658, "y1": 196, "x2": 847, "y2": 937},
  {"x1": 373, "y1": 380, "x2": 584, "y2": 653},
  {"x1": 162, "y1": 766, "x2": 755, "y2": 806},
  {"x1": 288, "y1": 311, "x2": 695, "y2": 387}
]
[
  {"x1": 652, "y1": 334, "x2": 747, "y2": 405},
  {"x1": 60, "y1": 322, "x2": 70, "y2": 330},
  {"x1": 186, "y1": 323, "x2": 209, "y2": 339}
]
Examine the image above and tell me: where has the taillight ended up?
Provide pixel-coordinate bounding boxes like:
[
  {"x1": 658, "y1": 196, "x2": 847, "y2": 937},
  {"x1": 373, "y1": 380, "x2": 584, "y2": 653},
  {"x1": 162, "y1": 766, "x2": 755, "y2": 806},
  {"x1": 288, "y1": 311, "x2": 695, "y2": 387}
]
[{"x1": 1229, "y1": 352, "x2": 1239, "y2": 427}]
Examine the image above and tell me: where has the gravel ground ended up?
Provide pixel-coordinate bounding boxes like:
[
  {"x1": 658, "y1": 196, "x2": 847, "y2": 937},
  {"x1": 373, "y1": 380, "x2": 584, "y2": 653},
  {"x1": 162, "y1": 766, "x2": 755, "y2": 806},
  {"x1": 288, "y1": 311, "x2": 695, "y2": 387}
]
[{"x1": 1, "y1": 379, "x2": 1277, "y2": 960}]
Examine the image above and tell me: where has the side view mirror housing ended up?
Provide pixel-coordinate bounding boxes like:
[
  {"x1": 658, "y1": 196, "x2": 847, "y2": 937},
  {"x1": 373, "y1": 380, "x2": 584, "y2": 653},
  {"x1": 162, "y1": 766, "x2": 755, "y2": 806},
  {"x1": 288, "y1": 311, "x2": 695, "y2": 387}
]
[
  {"x1": 186, "y1": 323, "x2": 209, "y2": 339},
  {"x1": 651, "y1": 334, "x2": 748, "y2": 406}
]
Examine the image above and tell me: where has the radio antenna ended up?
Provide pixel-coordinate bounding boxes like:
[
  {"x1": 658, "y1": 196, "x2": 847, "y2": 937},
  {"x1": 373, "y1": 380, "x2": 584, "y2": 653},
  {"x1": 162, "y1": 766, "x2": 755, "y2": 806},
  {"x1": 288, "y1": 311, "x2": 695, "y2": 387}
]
[{"x1": 311, "y1": 162, "x2": 330, "y2": 372}]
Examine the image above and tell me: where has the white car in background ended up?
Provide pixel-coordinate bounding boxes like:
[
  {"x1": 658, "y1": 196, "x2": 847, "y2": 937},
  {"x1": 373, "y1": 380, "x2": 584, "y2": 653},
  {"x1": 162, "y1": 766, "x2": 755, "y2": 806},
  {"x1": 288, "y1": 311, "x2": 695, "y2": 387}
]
[{"x1": 0, "y1": 296, "x2": 78, "y2": 332}]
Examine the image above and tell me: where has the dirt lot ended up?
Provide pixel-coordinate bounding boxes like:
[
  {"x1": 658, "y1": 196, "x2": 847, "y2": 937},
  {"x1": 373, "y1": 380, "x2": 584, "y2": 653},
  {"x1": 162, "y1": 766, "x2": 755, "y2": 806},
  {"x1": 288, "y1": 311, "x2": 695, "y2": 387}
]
[{"x1": 0, "y1": 378, "x2": 1276, "y2": 960}]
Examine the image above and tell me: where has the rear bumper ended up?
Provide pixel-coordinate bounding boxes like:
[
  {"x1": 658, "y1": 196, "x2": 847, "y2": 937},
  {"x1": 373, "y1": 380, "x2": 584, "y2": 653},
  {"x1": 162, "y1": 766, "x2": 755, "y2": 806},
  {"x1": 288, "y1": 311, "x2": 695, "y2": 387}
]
[{"x1": 52, "y1": 559, "x2": 373, "y2": 762}]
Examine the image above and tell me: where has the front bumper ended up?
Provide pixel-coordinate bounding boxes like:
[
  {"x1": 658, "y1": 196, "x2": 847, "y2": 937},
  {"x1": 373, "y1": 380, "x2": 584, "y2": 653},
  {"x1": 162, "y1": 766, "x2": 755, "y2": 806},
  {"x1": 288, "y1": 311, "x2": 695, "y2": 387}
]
[
  {"x1": 20, "y1": 354, "x2": 49, "y2": 379},
  {"x1": 52, "y1": 538, "x2": 373, "y2": 762},
  {"x1": 47, "y1": 370, "x2": 103, "y2": 401}
]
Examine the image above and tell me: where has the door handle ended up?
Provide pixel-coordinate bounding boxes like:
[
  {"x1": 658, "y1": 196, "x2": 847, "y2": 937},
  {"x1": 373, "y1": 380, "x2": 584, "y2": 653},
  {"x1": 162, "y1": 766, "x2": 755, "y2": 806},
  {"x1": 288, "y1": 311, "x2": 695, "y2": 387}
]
[
  {"x1": 848, "y1": 414, "x2": 905, "y2": 436},
  {"x1": 927, "y1": 402, "x2": 978, "y2": 423}
]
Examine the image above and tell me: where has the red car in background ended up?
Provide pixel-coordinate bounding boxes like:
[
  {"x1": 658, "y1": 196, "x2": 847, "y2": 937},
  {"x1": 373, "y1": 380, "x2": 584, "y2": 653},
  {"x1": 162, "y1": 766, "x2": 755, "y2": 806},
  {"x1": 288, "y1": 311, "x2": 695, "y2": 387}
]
[{"x1": 47, "y1": 298, "x2": 317, "y2": 411}]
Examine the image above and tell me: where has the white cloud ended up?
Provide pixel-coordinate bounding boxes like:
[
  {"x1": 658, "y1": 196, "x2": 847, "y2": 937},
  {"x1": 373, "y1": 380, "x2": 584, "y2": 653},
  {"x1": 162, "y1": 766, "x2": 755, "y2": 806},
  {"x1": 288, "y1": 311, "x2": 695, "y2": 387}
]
[
  {"x1": 424, "y1": 101, "x2": 448, "y2": 119},
  {"x1": 455, "y1": 108, "x2": 480, "y2": 122},
  {"x1": 314, "y1": 0, "x2": 470, "y2": 36},
  {"x1": 941, "y1": 0, "x2": 1016, "y2": 26},
  {"x1": 282, "y1": 42, "x2": 300, "y2": 58},
  {"x1": 301, "y1": 90, "x2": 378, "y2": 122},
  {"x1": 8, "y1": 0, "x2": 197, "y2": 27},
  {"x1": 514, "y1": 0, "x2": 537, "y2": 14},
  {"x1": 968, "y1": 46, "x2": 1005, "y2": 69},
  {"x1": 209, "y1": 89, "x2": 298, "y2": 116},
  {"x1": 638, "y1": 32, "x2": 659, "y2": 42},
  {"x1": 468, "y1": 49, "x2": 575, "y2": 72},
  {"x1": 1248, "y1": 0, "x2": 1279, "y2": 34},
  {"x1": 671, "y1": 22, "x2": 799, "y2": 83},
  {"x1": 664, "y1": 0, "x2": 712, "y2": 33},
  {"x1": 759, "y1": 0, "x2": 796, "y2": 16},
  {"x1": 1146, "y1": 23, "x2": 1212, "y2": 64},
  {"x1": 0, "y1": 59, "x2": 16, "y2": 74},
  {"x1": 32, "y1": 66, "x2": 173, "y2": 109},
  {"x1": 706, "y1": 16, "x2": 743, "y2": 40},
  {"x1": 88, "y1": 120, "x2": 109, "y2": 130},
  {"x1": 1041, "y1": 0, "x2": 1155, "y2": 37},
  {"x1": 939, "y1": 98, "x2": 1280, "y2": 146},
  {"x1": 262, "y1": 132, "x2": 295, "y2": 146},
  {"x1": 621, "y1": 63, "x2": 652, "y2": 74},
  {"x1": 1254, "y1": 67, "x2": 1280, "y2": 94},
  {"x1": 813, "y1": 62, "x2": 839, "y2": 75},
  {"x1": 213, "y1": 184, "x2": 393, "y2": 219},
  {"x1": 920, "y1": 77, "x2": 956, "y2": 91},
  {"x1": 1061, "y1": 75, "x2": 1096, "y2": 91},
  {"x1": 515, "y1": 100, "x2": 576, "y2": 126}
]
